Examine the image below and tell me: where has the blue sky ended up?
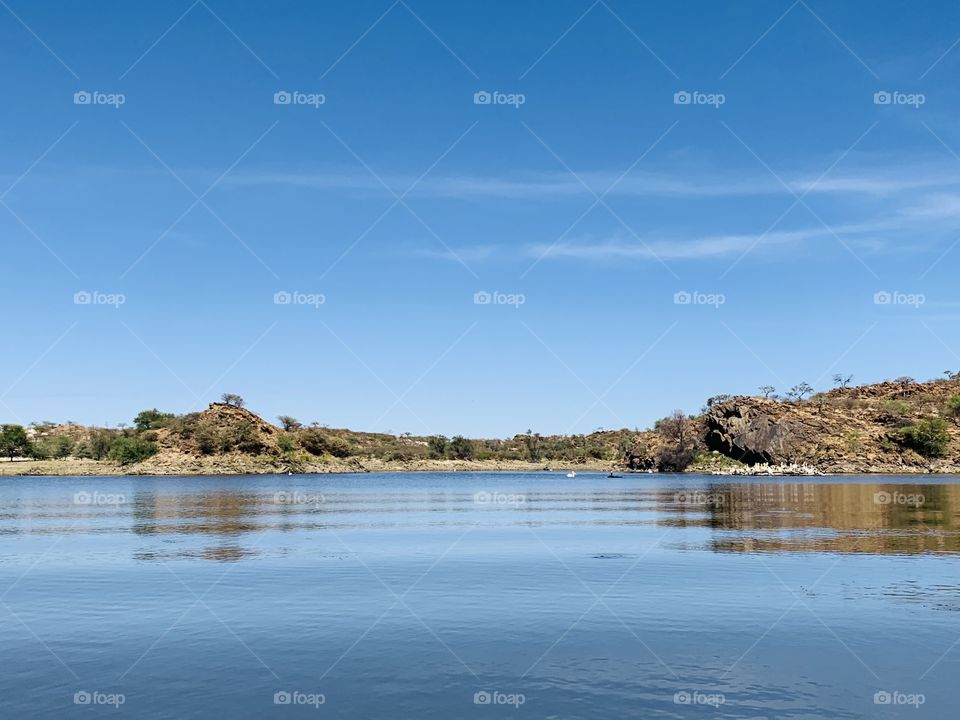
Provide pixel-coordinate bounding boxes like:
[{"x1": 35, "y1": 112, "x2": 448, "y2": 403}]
[{"x1": 2, "y1": 0, "x2": 959, "y2": 436}]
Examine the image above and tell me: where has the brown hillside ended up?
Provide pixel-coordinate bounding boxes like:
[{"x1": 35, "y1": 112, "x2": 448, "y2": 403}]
[{"x1": 705, "y1": 379, "x2": 960, "y2": 473}]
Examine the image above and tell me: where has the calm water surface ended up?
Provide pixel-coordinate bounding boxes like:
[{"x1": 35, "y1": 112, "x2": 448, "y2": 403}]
[{"x1": 1, "y1": 472, "x2": 958, "y2": 718}]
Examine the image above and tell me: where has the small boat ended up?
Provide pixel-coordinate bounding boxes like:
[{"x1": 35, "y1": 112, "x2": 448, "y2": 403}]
[
  {"x1": 607, "y1": 473, "x2": 622, "y2": 478},
  {"x1": 566, "y1": 471, "x2": 576, "y2": 478}
]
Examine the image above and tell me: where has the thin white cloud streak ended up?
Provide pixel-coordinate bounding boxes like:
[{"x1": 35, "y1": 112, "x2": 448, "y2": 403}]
[
  {"x1": 531, "y1": 229, "x2": 824, "y2": 261},
  {"x1": 432, "y1": 203, "x2": 960, "y2": 263},
  {"x1": 226, "y1": 164, "x2": 960, "y2": 200},
  {"x1": 7, "y1": 159, "x2": 959, "y2": 202},
  {"x1": 529, "y1": 220, "x2": 893, "y2": 261}
]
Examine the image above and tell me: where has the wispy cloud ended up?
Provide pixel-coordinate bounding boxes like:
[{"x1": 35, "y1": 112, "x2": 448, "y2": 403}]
[
  {"x1": 425, "y1": 204, "x2": 958, "y2": 265},
  {"x1": 226, "y1": 160, "x2": 960, "y2": 201},
  {"x1": 527, "y1": 223, "x2": 885, "y2": 262}
]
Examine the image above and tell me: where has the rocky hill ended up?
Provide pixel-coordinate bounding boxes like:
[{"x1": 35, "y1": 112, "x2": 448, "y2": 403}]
[
  {"x1": 704, "y1": 379, "x2": 960, "y2": 473},
  {"x1": 4, "y1": 378, "x2": 960, "y2": 475}
]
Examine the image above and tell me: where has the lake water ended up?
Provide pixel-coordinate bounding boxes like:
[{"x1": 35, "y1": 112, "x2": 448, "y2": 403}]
[{"x1": 0, "y1": 473, "x2": 957, "y2": 718}]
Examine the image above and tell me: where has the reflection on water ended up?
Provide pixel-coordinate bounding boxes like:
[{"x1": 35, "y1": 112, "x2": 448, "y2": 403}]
[
  {"x1": 667, "y1": 481, "x2": 960, "y2": 554},
  {"x1": 2, "y1": 475, "x2": 958, "y2": 560},
  {"x1": 1, "y1": 473, "x2": 959, "y2": 719}
]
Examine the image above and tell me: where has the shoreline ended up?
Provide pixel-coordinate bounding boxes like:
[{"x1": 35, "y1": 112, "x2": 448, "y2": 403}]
[
  {"x1": 0, "y1": 457, "x2": 615, "y2": 477},
  {"x1": 2, "y1": 458, "x2": 958, "y2": 477}
]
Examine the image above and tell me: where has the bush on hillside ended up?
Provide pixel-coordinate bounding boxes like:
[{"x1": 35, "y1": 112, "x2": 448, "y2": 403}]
[
  {"x1": 299, "y1": 428, "x2": 351, "y2": 458},
  {"x1": 945, "y1": 395, "x2": 960, "y2": 418},
  {"x1": 895, "y1": 418, "x2": 949, "y2": 457},
  {"x1": 449, "y1": 435, "x2": 474, "y2": 460},
  {"x1": 109, "y1": 436, "x2": 157, "y2": 465}
]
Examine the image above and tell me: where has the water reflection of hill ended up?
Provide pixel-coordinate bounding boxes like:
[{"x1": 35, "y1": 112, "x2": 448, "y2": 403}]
[{"x1": 664, "y1": 482, "x2": 960, "y2": 554}]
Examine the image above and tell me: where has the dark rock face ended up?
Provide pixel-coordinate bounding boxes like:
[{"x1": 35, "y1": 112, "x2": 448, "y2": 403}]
[{"x1": 704, "y1": 401, "x2": 793, "y2": 466}]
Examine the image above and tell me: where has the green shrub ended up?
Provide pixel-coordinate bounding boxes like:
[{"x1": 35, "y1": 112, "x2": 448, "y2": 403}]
[
  {"x1": 133, "y1": 409, "x2": 175, "y2": 431},
  {"x1": 108, "y1": 436, "x2": 157, "y2": 465},
  {"x1": 50, "y1": 435, "x2": 75, "y2": 459},
  {"x1": 230, "y1": 420, "x2": 262, "y2": 453},
  {"x1": 946, "y1": 395, "x2": 960, "y2": 418},
  {"x1": 0, "y1": 425, "x2": 32, "y2": 460},
  {"x1": 895, "y1": 418, "x2": 949, "y2": 457},
  {"x1": 277, "y1": 433, "x2": 296, "y2": 453},
  {"x1": 881, "y1": 399, "x2": 911, "y2": 417},
  {"x1": 195, "y1": 425, "x2": 219, "y2": 455},
  {"x1": 448, "y1": 435, "x2": 474, "y2": 460},
  {"x1": 299, "y1": 428, "x2": 351, "y2": 458},
  {"x1": 427, "y1": 435, "x2": 448, "y2": 459}
]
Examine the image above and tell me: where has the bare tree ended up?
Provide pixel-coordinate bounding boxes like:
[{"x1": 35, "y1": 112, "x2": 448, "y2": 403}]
[
  {"x1": 832, "y1": 374, "x2": 853, "y2": 389},
  {"x1": 655, "y1": 410, "x2": 699, "y2": 471},
  {"x1": 758, "y1": 385, "x2": 776, "y2": 399},
  {"x1": 221, "y1": 393, "x2": 245, "y2": 408},
  {"x1": 657, "y1": 411, "x2": 689, "y2": 445},
  {"x1": 787, "y1": 383, "x2": 814, "y2": 401},
  {"x1": 277, "y1": 415, "x2": 301, "y2": 431},
  {"x1": 894, "y1": 376, "x2": 914, "y2": 397}
]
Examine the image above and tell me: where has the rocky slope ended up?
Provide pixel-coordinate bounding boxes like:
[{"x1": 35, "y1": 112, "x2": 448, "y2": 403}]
[
  {"x1": 5, "y1": 379, "x2": 960, "y2": 475},
  {"x1": 704, "y1": 379, "x2": 960, "y2": 473}
]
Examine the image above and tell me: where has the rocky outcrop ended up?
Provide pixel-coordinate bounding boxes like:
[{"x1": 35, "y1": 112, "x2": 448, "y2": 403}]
[
  {"x1": 703, "y1": 380, "x2": 960, "y2": 474},
  {"x1": 704, "y1": 400, "x2": 795, "y2": 465}
]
